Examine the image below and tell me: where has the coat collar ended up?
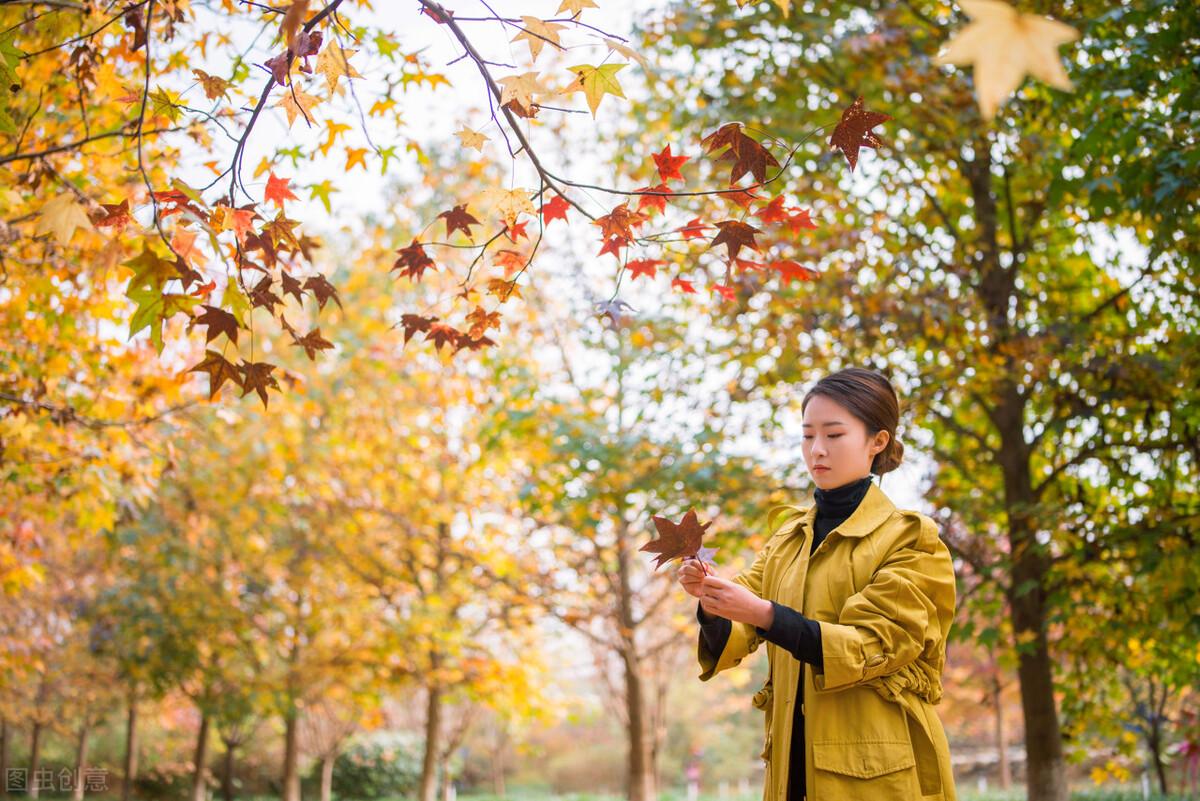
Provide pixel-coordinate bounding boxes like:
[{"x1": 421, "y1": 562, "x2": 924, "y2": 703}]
[{"x1": 793, "y1": 481, "x2": 897, "y2": 539}]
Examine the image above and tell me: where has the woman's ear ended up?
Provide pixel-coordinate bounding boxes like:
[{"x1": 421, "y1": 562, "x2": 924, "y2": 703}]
[{"x1": 870, "y1": 429, "x2": 890, "y2": 456}]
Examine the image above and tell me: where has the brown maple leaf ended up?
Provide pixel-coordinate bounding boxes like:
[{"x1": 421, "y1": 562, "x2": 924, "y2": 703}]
[
  {"x1": 398, "y1": 313, "x2": 437, "y2": 345},
  {"x1": 189, "y1": 304, "x2": 240, "y2": 345},
  {"x1": 187, "y1": 350, "x2": 243, "y2": 400},
  {"x1": 290, "y1": 327, "x2": 334, "y2": 360},
  {"x1": 439, "y1": 204, "x2": 481, "y2": 240},
  {"x1": 709, "y1": 220, "x2": 763, "y2": 262},
  {"x1": 392, "y1": 239, "x2": 436, "y2": 281},
  {"x1": 302, "y1": 274, "x2": 341, "y2": 310},
  {"x1": 700, "y1": 122, "x2": 779, "y2": 185},
  {"x1": 829, "y1": 96, "x2": 891, "y2": 171},
  {"x1": 593, "y1": 202, "x2": 648, "y2": 242},
  {"x1": 640, "y1": 509, "x2": 713, "y2": 571},
  {"x1": 239, "y1": 360, "x2": 280, "y2": 409}
]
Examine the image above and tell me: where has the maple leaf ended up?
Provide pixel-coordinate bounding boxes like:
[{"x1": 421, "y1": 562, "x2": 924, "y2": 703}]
[
  {"x1": 639, "y1": 509, "x2": 712, "y2": 570},
  {"x1": 264, "y1": 172, "x2": 299, "y2": 209},
  {"x1": 193, "y1": 69, "x2": 230, "y2": 100},
  {"x1": 504, "y1": 220, "x2": 529, "y2": 242},
  {"x1": 829, "y1": 96, "x2": 891, "y2": 171},
  {"x1": 344, "y1": 147, "x2": 369, "y2": 171},
  {"x1": 398, "y1": 313, "x2": 436, "y2": 345},
  {"x1": 497, "y1": 72, "x2": 546, "y2": 110},
  {"x1": 594, "y1": 202, "x2": 647, "y2": 241},
  {"x1": 699, "y1": 122, "x2": 780, "y2": 185},
  {"x1": 595, "y1": 298, "x2": 637, "y2": 326},
  {"x1": 187, "y1": 350, "x2": 243, "y2": 400},
  {"x1": 679, "y1": 218, "x2": 709, "y2": 240},
  {"x1": 239, "y1": 360, "x2": 280, "y2": 409},
  {"x1": 456, "y1": 126, "x2": 488, "y2": 152},
  {"x1": 566, "y1": 63, "x2": 626, "y2": 117},
  {"x1": 711, "y1": 283, "x2": 738, "y2": 302},
  {"x1": 392, "y1": 239, "x2": 436, "y2": 280},
  {"x1": 783, "y1": 208, "x2": 818, "y2": 234},
  {"x1": 93, "y1": 199, "x2": 133, "y2": 229},
  {"x1": 556, "y1": 0, "x2": 597, "y2": 14},
  {"x1": 439, "y1": 204, "x2": 481, "y2": 240},
  {"x1": 494, "y1": 249, "x2": 526, "y2": 277},
  {"x1": 315, "y1": 42, "x2": 361, "y2": 94},
  {"x1": 481, "y1": 187, "x2": 536, "y2": 228},
  {"x1": 274, "y1": 83, "x2": 321, "y2": 128},
  {"x1": 597, "y1": 236, "x2": 629, "y2": 259},
  {"x1": 291, "y1": 327, "x2": 334, "y2": 360},
  {"x1": 128, "y1": 285, "x2": 199, "y2": 354},
  {"x1": 627, "y1": 258, "x2": 665, "y2": 280},
  {"x1": 36, "y1": 193, "x2": 94, "y2": 244},
  {"x1": 934, "y1": 0, "x2": 1080, "y2": 121},
  {"x1": 302, "y1": 275, "x2": 341, "y2": 310},
  {"x1": 511, "y1": 16, "x2": 566, "y2": 61},
  {"x1": 652, "y1": 144, "x2": 689, "y2": 183},
  {"x1": 426, "y1": 322, "x2": 462, "y2": 352},
  {"x1": 541, "y1": 194, "x2": 570, "y2": 224},
  {"x1": 465, "y1": 305, "x2": 502, "y2": 338},
  {"x1": 190, "y1": 304, "x2": 240, "y2": 345},
  {"x1": 709, "y1": 220, "x2": 763, "y2": 262},
  {"x1": 671, "y1": 277, "x2": 696, "y2": 293},
  {"x1": 279, "y1": 270, "x2": 305, "y2": 303},
  {"x1": 770, "y1": 259, "x2": 821, "y2": 284},
  {"x1": 634, "y1": 183, "x2": 672, "y2": 214},
  {"x1": 755, "y1": 195, "x2": 789, "y2": 223}
]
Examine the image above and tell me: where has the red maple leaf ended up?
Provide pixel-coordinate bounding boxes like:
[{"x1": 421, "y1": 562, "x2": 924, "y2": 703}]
[
  {"x1": 627, "y1": 258, "x2": 665, "y2": 280},
  {"x1": 597, "y1": 236, "x2": 630, "y2": 259},
  {"x1": 671, "y1": 277, "x2": 696, "y2": 293},
  {"x1": 438, "y1": 204, "x2": 481, "y2": 240},
  {"x1": 504, "y1": 219, "x2": 529, "y2": 242},
  {"x1": 769, "y1": 259, "x2": 821, "y2": 284},
  {"x1": 679, "y1": 218, "x2": 709, "y2": 240},
  {"x1": 541, "y1": 194, "x2": 570, "y2": 224},
  {"x1": 93, "y1": 199, "x2": 133, "y2": 229},
  {"x1": 710, "y1": 283, "x2": 737, "y2": 301},
  {"x1": 264, "y1": 172, "x2": 299, "y2": 209},
  {"x1": 784, "y1": 208, "x2": 818, "y2": 234},
  {"x1": 829, "y1": 96, "x2": 891, "y2": 171},
  {"x1": 392, "y1": 239, "x2": 437, "y2": 281},
  {"x1": 755, "y1": 195, "x2": 789, "y2": 224},
  {"x1": 652, "y1": 144, "x2": 689, "y2": 183}
]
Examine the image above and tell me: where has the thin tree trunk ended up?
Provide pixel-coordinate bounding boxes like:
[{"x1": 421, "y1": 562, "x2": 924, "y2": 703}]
[
  {"x1": 992, "y1": 665, "x2": 1011, "y2": 789},
  {"x1": 615, "y1": 520, "x2": 654, "y2": 801},
  {"x1": 1, "y1": 717, "x2": 10, "y2": 798},
  {"x1": 123, "y1": 693, "x2": 139, "y2": 801},
  {"x1": 28, "y1": 723, "x2": 42, "y2": 801},
  {"x1": 72, "y1": 718, "x2": 91, "y2": 801},
  {"x1": 191, "y1": 712, "x2": 210, "y2": 801},
  {"x1": 282, "y1": 711, "x2": 301, "y2": 801},
  {"x1": 221, "y1": 741, "x2": 236, "y2": 801},
  {"x1": 319, "y1": 753, "x2": 335, "y2": 801},
  {"x1": 419, "y1": 682, "x2": 444, "y2": 801}
]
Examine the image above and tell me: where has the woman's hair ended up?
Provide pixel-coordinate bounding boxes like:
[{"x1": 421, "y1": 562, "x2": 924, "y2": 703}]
[{"x1": 801, "y1": 367, "x2": 905, "y2": 475}]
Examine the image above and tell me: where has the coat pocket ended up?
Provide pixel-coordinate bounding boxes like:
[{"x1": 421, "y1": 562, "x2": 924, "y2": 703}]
[
  {"x1": 811, "y1": 738, "x2": 916, "y2": 798},
  {"x1": 752, "y1": 678, "x2": 773, "y2": 761}
]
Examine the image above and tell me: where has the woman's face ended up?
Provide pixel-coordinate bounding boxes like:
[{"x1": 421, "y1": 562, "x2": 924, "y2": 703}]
[{"x1": 801, "y1": 393, "x2": 889, "y2": 490}]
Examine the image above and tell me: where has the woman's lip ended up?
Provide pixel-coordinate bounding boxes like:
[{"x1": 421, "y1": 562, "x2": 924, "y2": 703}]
[{"x1": 814, "y1": 466, "x2": 830, "y2": 471}]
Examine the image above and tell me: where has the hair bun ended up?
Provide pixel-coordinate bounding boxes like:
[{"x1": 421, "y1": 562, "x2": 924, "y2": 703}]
[{"x1": 872, "y1": 436, "x2": 904, "y2": 475}]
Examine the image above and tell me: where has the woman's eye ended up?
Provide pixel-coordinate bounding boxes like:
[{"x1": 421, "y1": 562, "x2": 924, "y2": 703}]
[
  {"x1": 829, "y1": 434, "x2": 842, "y2": 439},
  {"x1": 802, "y1": 435, "x2": 813, "y2": 440}
]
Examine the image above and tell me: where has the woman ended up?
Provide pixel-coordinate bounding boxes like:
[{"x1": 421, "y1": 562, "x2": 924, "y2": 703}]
[{"x1": 677, "y1": 367, "x2": 957, "y2": 801}]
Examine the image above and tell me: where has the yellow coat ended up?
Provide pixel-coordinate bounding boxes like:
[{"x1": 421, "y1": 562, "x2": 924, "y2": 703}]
[{"x1": 697, "y1": 482, "x2": 958, "y2": 801}]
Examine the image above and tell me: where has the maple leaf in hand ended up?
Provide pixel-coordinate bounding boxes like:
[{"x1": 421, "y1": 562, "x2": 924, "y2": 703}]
[
  {"x1": 829, "y1": 96, "x2": 891, "y2": 171},
  {"x1": 640, "y1": 509, "x2": 713, "y2": 571},
  {"x1": 934, "y1": 0, "x2": 1079, "y2": 121}
]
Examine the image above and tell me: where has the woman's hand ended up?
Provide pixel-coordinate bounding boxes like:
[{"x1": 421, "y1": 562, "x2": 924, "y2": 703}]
[
  {"x1": 677, "y1": 557, "x2": 708, "y2": 599},
  {"x1": 697, "y1": 574, "x2": 773, "y2": 629}
]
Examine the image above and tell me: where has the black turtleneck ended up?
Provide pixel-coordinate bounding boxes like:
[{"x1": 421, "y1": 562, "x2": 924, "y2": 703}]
[{"x1": 696, "y1": 474, "x2": 874, "y2": 801}]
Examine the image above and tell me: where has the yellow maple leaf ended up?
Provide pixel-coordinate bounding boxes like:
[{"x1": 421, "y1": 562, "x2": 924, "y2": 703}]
[
  {"x1": 344, "y1": 147, "x2": 369, "y2": 171},
  {"x1": 497, "y1": 71, "x2": 547, "y2": 109},
  {"x1": 511, "y1": 16, "x2": 566, "y2": 61},
  {"x1": 316, "y1": 42, "x2": 362, "y2": 94},
  {"x1": 934, "y1": 0, "x2": 1079, "y2": 120},
  {"x1": 555, "y1": 0, "x2": 597, "y2": 14},
  {"x1": 566, "y1": 62, "x2": 626, "y2": 117},
  {"x1": 480, "y1": 187, "x2": 536, "y2": 227},
  {"x1": 274, "y1": 84, "x2": 322, "y2": 127},
  {"x1": 36, "y1": 193, "x2": 94, "y2": 244},
  {"x1": 455, "y1": 126, "x2": 489, "y2": 152},
  {"x1": 320, "y1": 119, "x2": 353, "y2": 156}
]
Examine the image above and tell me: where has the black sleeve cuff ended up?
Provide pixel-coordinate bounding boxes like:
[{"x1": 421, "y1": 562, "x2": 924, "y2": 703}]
[
  {"x1": 754, "y1": 600, "x2": 824, "y2": 668},
  {"x1": 697, "y1": 600, "x2": 732, "y2": 657}
]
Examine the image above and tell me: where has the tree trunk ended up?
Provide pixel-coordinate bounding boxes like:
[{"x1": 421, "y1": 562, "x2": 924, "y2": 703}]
[
  {"x1": 419, "y1": 682, "x2": 444, "y2": 801},
  {"x1": 488, "y1": 725, "x2": 507, "y2": 797},
  {"x1": 72, "y1": 718, "x2": 91, "y2": 801},
  {"x1": 319, "y1": 752, "x2": 334, "y2": 801},
  {"x1": 968, "y1": 140, "x2": 1068, "y2": 801},
  {"x1": 191, "y1": 712, "x2": 210, "y2": 801},
  {"x1": 123, "y1": 693, "x2": 139, "y2": 801},
  {"x1": 221, "y1": 741, "x2": 236, "y2": 801},
  {"x1": 282, "y1": 711, "x2": 301, "y2": 801},
  {"x1": 28, "y1": 723, "x2": 42, "y2": 801},
  {"x1": 615, "y1": 522, "x2": 655, "y2": 801},
  {"x1": 991, "y1": 664, "x2": 1011, "y2": 789},
  {"x1": 1, "y1": 717, "x2": 10, "y2": 798}
]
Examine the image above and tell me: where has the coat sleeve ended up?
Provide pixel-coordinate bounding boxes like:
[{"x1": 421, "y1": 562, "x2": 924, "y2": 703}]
[
  {"x1": 812, "y1": 513, "x2": 956, "y2": 693},
  {"x1": 697, "y1": 533, "x2": 776, "y2": 682}
]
